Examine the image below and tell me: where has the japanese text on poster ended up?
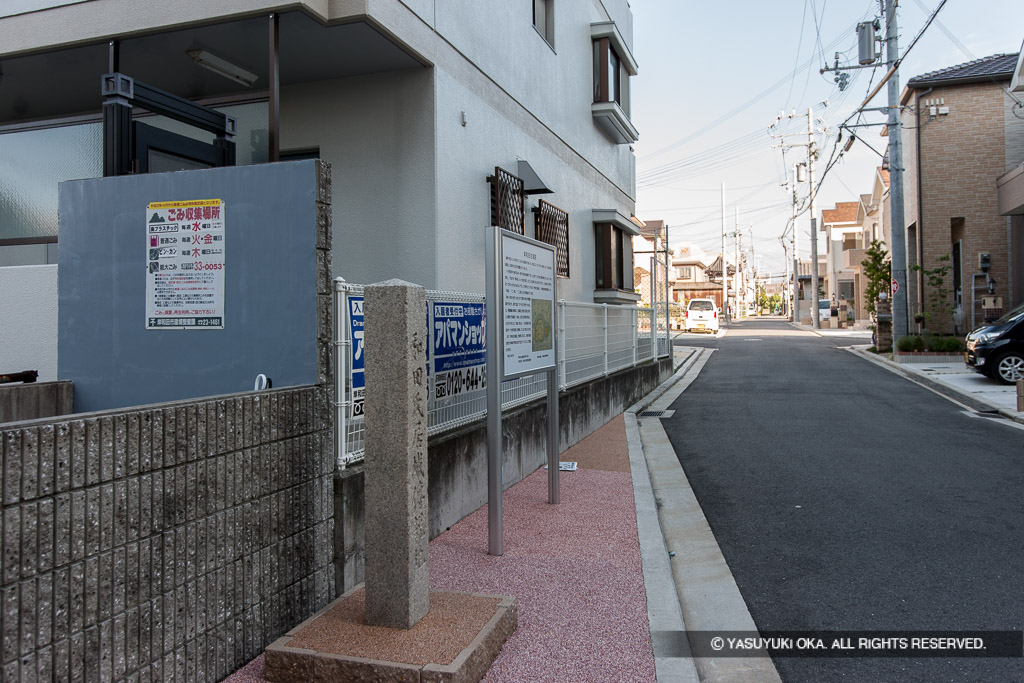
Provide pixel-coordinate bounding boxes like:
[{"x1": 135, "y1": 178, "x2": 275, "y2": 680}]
[
  {"x1": 145, "y1": 199, "x2": 225, "y2": 329},
  {"x1": 348, "y1": 297, "x2": 365, "y2": 416},
  {"x1": 433, "y1": 301, "x2": 486, "y2": 401},
  {"x1": 501, "y1": 233, "x2": 555, "y2": 377}
]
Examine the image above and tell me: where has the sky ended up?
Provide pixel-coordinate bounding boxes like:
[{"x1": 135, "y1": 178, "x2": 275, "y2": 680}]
[{"x1": 629, "y1": 0, "x2": 1024, "y2": 278}]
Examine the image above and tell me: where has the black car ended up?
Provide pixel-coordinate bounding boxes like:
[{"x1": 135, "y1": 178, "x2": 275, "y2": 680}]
[{"x1": 965, "y1": 302, "x2": 1024, "y2": 384}]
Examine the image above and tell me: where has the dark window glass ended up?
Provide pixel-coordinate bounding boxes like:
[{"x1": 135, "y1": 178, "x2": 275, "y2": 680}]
[{"x1": 609, "y1": 49, "x2": 621, "y2": 105}]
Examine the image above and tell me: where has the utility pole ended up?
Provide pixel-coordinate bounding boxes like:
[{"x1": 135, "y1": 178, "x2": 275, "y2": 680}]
[
  {"x1": 734, "y1": 207, "x2": 741, "y2": 317},
  {"x1": 791, "y1": 165, "x2": 800, "y2": 323},
  {"x1": 721, "y1": 183, "x2": 728, "y2": 321},
  {"x1": 885, "y1": 0, "x2": 909, "y2": 341},
  {"x1": 807, "y1": 106, "x2": 820, "y2": 330},
  {"x1": 772, "y1": 118, "x2": 823, "y2": 327}
]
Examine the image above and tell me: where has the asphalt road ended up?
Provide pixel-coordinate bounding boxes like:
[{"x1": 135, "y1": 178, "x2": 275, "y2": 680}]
[{"x1": 663, "y1": 319, "x2": 1024, "y2": 682}]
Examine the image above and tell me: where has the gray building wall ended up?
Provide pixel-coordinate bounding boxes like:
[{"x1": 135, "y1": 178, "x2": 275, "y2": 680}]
[{"x1": 281, "y1": 70, "x2": 438, "y2": 290}]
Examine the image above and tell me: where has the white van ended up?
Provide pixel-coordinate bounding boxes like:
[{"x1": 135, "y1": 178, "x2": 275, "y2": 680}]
[
  {"x1": 685, "y1": 298, "x2": 719, "y2": 333},
  {"x1": 817, "y1": 299, "x2": 831, "y2": 324}
]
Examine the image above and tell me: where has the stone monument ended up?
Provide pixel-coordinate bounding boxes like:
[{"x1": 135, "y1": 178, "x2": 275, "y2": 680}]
[{"x1": 363, "y1": 279, "x2": 429, "y2": 629}]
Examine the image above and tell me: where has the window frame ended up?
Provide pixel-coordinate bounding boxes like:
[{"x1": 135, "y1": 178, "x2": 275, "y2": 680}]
[
  {"x1": 595, "y1": 222, "x2": 625, "y2": 291},
  {"x1": 533, "y1": 0, "x2": 555, "y2": 49},
  {"x1": 592, "y1": 37, "x2": 628, "y2": 112}
]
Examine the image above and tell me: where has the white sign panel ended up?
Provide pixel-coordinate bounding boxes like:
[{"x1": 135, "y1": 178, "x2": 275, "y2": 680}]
[
  {"x1": 501, "y1": 232, "x2": 555, "y2": 377},
  {"x1": 145, "y1": 199, "x2": 225, "y2": 329}
]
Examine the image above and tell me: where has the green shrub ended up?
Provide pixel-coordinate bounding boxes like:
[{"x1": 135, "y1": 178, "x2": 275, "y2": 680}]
[
  {"x1": 926, "y1": 335, "x2": 965, "y2": 353},
  {"x1": 901, "y1": 335, "x2": 925, "y2": 352}
]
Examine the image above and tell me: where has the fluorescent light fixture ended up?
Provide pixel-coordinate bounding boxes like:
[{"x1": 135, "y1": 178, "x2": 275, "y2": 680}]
[{"x1": 187, "y1": 49, "x2": 258, "y2": 87}]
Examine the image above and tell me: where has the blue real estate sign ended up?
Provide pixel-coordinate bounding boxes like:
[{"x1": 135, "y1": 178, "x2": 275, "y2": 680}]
[
  {"x1": 432, "y1": 301, "x2": 486, "y2": 400},
  {"x1": 348, "y1": 296, "x2": 365, "y2": 415},
  {"x1": 347, "y1": 296, "x2": 486, "y2": 414}
]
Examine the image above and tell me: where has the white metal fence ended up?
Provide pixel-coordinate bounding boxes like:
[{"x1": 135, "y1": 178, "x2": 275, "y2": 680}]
[{"x1": 334, "y1": 278, "x2": 670, "y2": 468}]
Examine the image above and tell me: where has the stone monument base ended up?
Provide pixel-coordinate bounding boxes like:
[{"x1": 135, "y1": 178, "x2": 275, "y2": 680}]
[{"x1": 264, "y1": 584, "x2": 517, "y2": 683}]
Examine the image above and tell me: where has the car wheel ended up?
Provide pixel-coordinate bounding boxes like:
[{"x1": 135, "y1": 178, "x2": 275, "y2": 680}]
[{"x1": 993, "y1": 351, "x2": 1024, "y2": 385}]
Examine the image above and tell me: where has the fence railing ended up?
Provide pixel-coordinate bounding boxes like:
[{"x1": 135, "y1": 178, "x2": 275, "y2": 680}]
[{"x1": 334, "y1": 278, "x2": 669, "y2": 468}]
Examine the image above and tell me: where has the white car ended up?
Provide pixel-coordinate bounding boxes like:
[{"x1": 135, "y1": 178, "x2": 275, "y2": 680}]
[
  {"x1": 685, "y1": 298, "x2": 719, "y2": 333},
  {"x1": 817, "y1": 299, "x2": 831, "y2": 324}
]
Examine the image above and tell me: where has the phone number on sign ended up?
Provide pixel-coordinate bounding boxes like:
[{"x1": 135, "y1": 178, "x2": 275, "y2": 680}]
[{"x1": 435, "y1": 366, "x2": 486, "y2": 399}]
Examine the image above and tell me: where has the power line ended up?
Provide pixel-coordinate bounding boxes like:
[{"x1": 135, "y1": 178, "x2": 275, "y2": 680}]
[{"x1": 637, "y1": 26, "x2": 856, "y2": 163}]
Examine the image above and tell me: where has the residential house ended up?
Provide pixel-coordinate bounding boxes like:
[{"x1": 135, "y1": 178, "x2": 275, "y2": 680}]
[
  {"x1": 0, "y1": 0, "x2": 641, "y2": 378},
  {"x1": 795, "y1": 256, "x2": 828, "y2": 324},
  {"x1": 900, "y1": 51, "x2": 1024, "y2": 334},
  {"x1": 998, "y1": 46, "x2": 1024, "y2": 307},
  {"x1": 632, "y1": 219, "x2": 672, "y2": 307},
  {"x1": 820, "y1": 200, "x2": 864, "y2": 319},
  {"x1": 673, "y1": 244, "x2": 733, "y2": 312}
]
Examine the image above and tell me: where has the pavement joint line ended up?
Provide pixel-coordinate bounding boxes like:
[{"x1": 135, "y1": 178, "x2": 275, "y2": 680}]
[
  {"x1": 626, "y1": 349, "x2": 781, "y2": 683},
  {"x1": 846, "y1": 347, "x2": 1024, "y2": 426}
]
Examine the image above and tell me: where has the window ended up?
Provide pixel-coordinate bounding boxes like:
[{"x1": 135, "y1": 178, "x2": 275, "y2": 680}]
[
  {"x1": 677, "y1": 266, "x2": 693, "y2": 280},
  {"x1": 595, "y1": 222, "x2": 625, "y2": 290},
  {"x1": 533, "y1": 0, "x2": 554, "y2": 48},
  {"x1": 534, "y1": 199, "x2": 569, "y2": 278},
  {"x1": 592, "y1": 38, "x2": 628, "y2": 113},
  {"x1": 839, "y1": 281, "x2": 855, "y2": 301},
  {"x1": 487, "y1": 166, "x2": 526, "y2": 234},
  {"x1": 590, "y1": 22, "x2": 638, "y2": 144}
]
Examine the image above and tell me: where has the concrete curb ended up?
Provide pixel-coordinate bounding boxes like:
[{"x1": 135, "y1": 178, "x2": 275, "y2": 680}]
[
  {"x1": 626, "y1": 347, "x2": 702, "y2": 682},
  {"x1": 626, "y1": 349, "x2": 781, "y2": 683},
  {"x1": 847, "y1": 347, "x2": 1024, "y2": 426}
]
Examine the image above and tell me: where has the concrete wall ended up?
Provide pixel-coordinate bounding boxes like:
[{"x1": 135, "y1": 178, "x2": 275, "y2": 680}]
[
  {"x1": 333, "y1": 355, "x2": 673, "y2": 593},
  {"x1": 0, "y1": 382, "x2": 73, "y2": 424},
  {"x1": 281, "y1": 70, "x2": 438, "y2": 290},
  {"x1": 0, "y1": 384, "x2": 335, "y2": 682},
  {"x1": 0, "y1": 266, "x2": 58, "y2": 382}
]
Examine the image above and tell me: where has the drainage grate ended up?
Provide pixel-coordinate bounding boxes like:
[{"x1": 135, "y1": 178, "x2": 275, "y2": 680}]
[{"x1": 639, "y1": 410, "x2": 675, "y2": 418}]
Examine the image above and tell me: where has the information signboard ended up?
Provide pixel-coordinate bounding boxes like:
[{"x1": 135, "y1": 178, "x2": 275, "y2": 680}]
[
  {"x1": 145, "y1": 198, "x2": 225, "y2": 329},
  {"x1": 500, "y1": 232, "x2": 556, "y2": 378}
]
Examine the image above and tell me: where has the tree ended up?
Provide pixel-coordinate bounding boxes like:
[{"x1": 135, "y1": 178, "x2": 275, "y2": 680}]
[
  {"x1": 911, "y1": 253, "x2": 953, "y2": 332},
  {"x1": 862, "y1": 239, "x2": 891, "y2": 315}
]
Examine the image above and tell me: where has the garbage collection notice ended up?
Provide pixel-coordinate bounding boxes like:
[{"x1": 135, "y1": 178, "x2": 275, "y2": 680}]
[{"x1": 145, "y1": 199, "x2": 225, "y2": 330}]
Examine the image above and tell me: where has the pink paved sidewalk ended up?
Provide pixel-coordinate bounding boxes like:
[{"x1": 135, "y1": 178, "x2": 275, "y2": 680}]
[{"x1": 225, "y1": 414, "x2": 655, "y2": 682}]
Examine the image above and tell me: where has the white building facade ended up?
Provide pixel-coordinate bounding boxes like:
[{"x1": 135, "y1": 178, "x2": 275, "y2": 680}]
[{"x1": 0, "y1": 0, "x2": 641, "y2": 378}]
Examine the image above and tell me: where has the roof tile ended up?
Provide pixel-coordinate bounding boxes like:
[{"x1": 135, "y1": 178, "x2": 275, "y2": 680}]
[{"x1": 907, "y1": 53, "x2": 1017, "y2": 87}]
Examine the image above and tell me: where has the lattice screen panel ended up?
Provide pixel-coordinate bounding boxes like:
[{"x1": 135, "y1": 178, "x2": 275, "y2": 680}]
[
  {"x1": 535, "y1": 199, "x2": 570, "y2": 278},
  {"x1": 488, "y1": 166, "x2": 525, "y2": 235}
]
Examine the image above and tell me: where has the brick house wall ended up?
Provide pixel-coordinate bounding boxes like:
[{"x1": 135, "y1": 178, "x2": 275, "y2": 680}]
[{"x1": 904, "y1": 82, "x2": 1019, "y2": 334}]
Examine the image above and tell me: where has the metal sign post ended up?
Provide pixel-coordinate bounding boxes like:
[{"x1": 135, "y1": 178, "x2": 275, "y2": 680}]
[{"x1": 485, "y1": 226, "x2": 559, "y2": 556}]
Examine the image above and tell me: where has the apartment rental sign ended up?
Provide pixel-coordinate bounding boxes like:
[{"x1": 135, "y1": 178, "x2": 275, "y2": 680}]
[{"x1": 145, "y1": 199, "x2": 225, "y2": 329}]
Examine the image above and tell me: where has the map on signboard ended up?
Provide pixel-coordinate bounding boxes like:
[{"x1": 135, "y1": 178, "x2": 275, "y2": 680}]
[{"x1": 531, "y1": 299, "x2": 553, "y2": 352}]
